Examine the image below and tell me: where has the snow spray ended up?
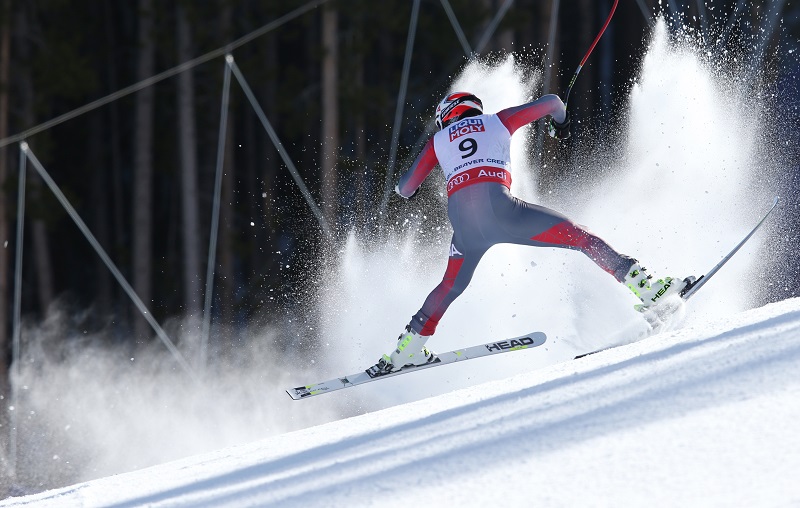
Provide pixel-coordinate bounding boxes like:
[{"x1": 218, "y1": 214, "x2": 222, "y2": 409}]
[{"x1": 316, "y1": 18, "x2": 779, "y2": 407}]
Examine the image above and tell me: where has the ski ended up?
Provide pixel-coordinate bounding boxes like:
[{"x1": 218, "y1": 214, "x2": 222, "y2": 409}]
[
  {"x1": 679, "y1": 196, "x2": 779, "y2": 300},
  {"x1": 286, "y1": 331, "x2": 547, "y2": 400},
  {"x1": 576, "y1": 196, "x2": 779, "y2": 360}
]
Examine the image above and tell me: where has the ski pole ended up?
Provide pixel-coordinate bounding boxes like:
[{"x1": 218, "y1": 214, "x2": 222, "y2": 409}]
[{"x1": 563, "y1": 0, "x2": 619, "y2": 108}]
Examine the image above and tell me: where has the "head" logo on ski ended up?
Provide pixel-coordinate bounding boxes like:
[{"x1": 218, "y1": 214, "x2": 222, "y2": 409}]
[{"x1": 485, "y1": 337, "x2": 536, "y2": 352}]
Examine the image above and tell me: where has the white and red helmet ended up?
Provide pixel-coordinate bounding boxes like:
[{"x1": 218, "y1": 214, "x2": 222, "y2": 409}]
[{"x1": 434, "y1": 92, "x2": 483, "y2": 130}]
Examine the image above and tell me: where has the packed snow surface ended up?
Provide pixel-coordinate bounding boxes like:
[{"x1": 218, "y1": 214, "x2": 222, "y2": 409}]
[{"x1": 3, "y1": 297, "x2": 800, "y2": 507}]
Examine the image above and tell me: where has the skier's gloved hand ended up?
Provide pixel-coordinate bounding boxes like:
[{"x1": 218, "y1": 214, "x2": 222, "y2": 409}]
[
  {"x1": 395, "y1": 184, "x2": 420, "y2": 199},
  {"x1": 547, "y1": 111, "x2": 571, "y2": 140}
]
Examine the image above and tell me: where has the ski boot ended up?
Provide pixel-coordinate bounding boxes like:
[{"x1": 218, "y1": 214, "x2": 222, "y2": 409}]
[
  {"x1": 624, "y1": 262, "x2": 693, "y2": 312},
  {"x1": 366, "y1": 325, "x2": 435, "y2": 377}
]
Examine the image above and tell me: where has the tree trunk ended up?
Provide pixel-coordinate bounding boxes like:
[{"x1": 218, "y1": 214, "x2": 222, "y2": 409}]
[
  {"x1": 17, "y1": 4, "x2": 54, "y2": 316},
  {"x1": 320, "y1": 5, "x2": 338, "y2": 230},
  {"x1": 598, "y1": 0, "x2": 614, "y2": 122},
  {"x1": 537, "y1": 0, "x2": 561, "y2": 190},
  {"x1": 176, "y1": 2, "x2": 201, "y2": 319},
  {"x1": 214, "y1": 0, "x2": 235, "y2": 351},
  {"x1": 30, "y1": 221, "x2": 54, "y2": 313},
  {"x1": 219, "y1": 118, "x2": 235, "y2": 331},
  {"x1": 0, "y1": 0, "x2": 11, "y2": 439},
  {"x1": 104, "y1": 0, "x2": 127, "y2": 328},
  {"x1": 262, "y1": 20, "x2": 278, "y2": 283},
  {"x1": 353, "y1": 30, "x2": 367, "y2": 232},
  {"x1": 133, "y1": 0, "x2": 155, "y2": 340},
  {"x1": 577, "y1": 0, "x2": 596, "y2": 119},
  {"x1": 89, "y1": 114, "x2": 112, "y2": 317},
  {"x1": 0, "y1": 0, "x2": 14, "y2": 460}
]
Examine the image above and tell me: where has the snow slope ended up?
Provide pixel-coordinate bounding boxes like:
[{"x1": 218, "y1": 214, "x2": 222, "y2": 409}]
[{"x1": 3, "y1": 297, "x2": 800, "y2": 507}]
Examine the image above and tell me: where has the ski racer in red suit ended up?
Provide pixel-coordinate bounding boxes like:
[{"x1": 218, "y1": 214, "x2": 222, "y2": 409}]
[{"x1": 368, "y1": 92, "x2": 691, "y2": 376}]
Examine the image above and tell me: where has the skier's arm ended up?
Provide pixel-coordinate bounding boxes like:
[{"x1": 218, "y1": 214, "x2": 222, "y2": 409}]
[
  {"x1": 496, "y1": 94, "x2": 567, "y2": 135},
  {"x1": 395, "y1": 138, "x2": 438, "y2": 198}
]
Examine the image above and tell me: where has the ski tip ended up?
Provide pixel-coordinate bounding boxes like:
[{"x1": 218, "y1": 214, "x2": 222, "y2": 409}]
[
  {"x1": 531, "y1": 331, "x2": 547, "y2": 342},
  {"x1": 519, "y1": 331, "x2": 547, "y2": 347}
]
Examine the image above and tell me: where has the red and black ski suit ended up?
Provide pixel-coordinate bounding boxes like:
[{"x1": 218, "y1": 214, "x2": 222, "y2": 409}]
[{"x1": 396, "y1": 94, "x2": 634, "y2": 336}]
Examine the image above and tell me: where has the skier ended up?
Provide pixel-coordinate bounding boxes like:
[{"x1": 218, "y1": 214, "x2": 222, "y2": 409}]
[{"x1": 368, "y1": 91, "x2": 691, "y2": 376}]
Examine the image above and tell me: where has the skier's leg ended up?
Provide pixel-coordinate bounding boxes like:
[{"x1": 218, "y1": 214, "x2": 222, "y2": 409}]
[
  {"x1": 368, "y1": 240, "x2": 485, "y2": 376},
  {"x1": 534, "y1": 221, "x2": 692, "y2": 310},
  {"x1": 490, "y1": 191, "x2": 634, "y2": 281},
  {"x1": 494, "y1": 190, "x2": 691, "y2": 310},
  {"x1": 527, "y1": 218, "x2": 635, "y2": 282},
  {"x1": 408, "y1": 241, "x2": 485, "y2": 337}
]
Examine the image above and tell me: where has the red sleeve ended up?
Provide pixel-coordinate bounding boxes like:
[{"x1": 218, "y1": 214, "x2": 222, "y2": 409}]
[
  {"x1": 496, "y1": 94, "x2": 566, "y2": 135},
  {"x1": 396, "y1": 138, "x2": 438, "y2": 197}
]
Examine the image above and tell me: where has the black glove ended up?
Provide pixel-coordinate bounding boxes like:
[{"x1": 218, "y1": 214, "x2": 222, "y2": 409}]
[{"x1": 548, "y1": 111, "x2": 571, "y2": 140}]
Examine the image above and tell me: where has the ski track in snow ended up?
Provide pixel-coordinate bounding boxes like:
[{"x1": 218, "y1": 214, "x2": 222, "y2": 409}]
[{"x1": 4, "y1": 298, "x2": 800, "y2": 507}]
